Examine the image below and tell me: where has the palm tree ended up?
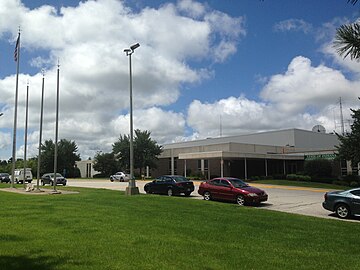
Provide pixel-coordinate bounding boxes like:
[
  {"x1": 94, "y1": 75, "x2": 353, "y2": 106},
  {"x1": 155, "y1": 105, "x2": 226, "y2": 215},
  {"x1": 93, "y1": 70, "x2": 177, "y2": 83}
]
[
  {"x1": 333, "y1": 0, "x2": 360, "y2": 60},
  {"x1": 334, "y1": 22, "x2": 360, "y2": 60}
]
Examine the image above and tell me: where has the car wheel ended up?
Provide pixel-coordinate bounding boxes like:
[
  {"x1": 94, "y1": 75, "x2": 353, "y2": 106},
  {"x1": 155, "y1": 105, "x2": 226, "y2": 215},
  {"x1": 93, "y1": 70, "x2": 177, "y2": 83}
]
[
  {"x1": 110, "y1": 178, "x2": 114, "y2": 182},
  {"x1": 236, "y1": 195, "x2": 245, "y2": 206},
  {"x1": 63, "y1": 183, "x2": 66, "y2": 186},
  {"x1": 50, "y1": 181, "x2": 54, "y2": 186},
  {"x1": 184, "y1": 192, "x2": 191, "y2": 197},
  {"x1": 167, "y1": 188, "x2": 173, "y2": 196},
  {"x1": 41, "y1": 181, "x2": 45, "y2": 186},
  {"x1": 335, "y1": 203, "x2": 350, "y2": 219},
  {"x1": 203, "y1": 191, "x2": 211, "y2": 201},
  {"x1": 144, "y1": 186, "x2": 151, "y2": 194}
]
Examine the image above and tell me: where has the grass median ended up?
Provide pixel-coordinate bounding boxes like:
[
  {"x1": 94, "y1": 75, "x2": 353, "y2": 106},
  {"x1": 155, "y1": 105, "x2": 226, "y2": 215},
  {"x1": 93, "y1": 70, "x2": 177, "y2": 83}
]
[{"x1": 0, "y1": 184, "x2": 359, "y2": 270}]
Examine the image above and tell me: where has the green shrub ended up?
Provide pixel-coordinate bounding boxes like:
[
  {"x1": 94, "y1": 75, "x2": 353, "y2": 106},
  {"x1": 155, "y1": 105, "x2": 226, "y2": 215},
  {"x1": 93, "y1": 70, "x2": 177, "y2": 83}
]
[
  {"x1": 332, "y1": 180, "x2": 348, "y2": 186},
  {"x1": 304, "y1": 159, "x2": 332, "y2": 178},
  {"x1": 286, "y1": 174, "x2": 311, "y2": 181},
  {"x1": 189, "y1": 172, "x2": 206, "y2": 180},
  {"x1": 342, "y1": 174, "x2": 360, "y2": 184},
  {"x1": 350, "y1": 181, "x2": 360, "y2": 187},
  {"x1": 93, "y1": 173, "x2": 107, "y2": 178},
  {"x1": 273, "y1": 174, "x2": 286, "y2": 180},
  {"x1": 311, "y1": 177, "x2": 335, "y2": 184}
]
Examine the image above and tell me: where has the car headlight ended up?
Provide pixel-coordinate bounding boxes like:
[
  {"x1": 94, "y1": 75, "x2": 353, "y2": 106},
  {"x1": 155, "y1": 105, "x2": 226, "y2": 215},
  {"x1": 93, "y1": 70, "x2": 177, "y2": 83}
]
[{"x1": 248, "y1": 193, "x2": 259, "y2": 197}]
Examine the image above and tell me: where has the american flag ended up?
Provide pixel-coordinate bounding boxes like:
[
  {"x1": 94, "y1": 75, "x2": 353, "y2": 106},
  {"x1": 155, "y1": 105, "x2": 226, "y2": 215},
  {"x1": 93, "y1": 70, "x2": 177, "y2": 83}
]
[{"x1": 14, "y1": 34, "x2": 19, "y2": 62}]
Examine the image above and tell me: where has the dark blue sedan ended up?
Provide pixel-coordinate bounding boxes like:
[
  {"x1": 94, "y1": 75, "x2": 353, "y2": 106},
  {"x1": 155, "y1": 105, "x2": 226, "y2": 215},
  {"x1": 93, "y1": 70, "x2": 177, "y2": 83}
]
[
  {"x1": 322, "y1": 188, "x2": 360, "y2": 219},
  {"x1": 144, "y1": 175, "x2": 194, "y2": 196}
]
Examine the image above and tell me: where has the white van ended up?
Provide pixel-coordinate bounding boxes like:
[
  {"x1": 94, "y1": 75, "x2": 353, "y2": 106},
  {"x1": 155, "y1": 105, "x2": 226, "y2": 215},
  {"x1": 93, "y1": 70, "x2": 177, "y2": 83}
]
[{"x1": 13, "y1": 168, "x2": 33, "y2": 184}]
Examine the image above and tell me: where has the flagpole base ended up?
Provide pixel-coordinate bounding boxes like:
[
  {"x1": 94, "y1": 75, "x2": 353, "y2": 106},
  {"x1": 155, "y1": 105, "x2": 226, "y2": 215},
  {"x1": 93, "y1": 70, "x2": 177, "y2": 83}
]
[{"x1": 125, "y1": 186, "x2": 140, "y2": 195}]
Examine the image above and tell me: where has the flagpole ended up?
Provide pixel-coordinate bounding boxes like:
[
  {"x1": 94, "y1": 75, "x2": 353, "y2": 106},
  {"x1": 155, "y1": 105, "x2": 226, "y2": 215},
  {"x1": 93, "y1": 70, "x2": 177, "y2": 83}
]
[
  {"x1": 53, "y1": 61, "x2": 60, "y2": 193},
  {"x1": 36, "y1": 69, "x2": 45, "y2": 191},
  {"x1": 23, "y1": 81, "x2": 29, "y2": 190},
  {"x1": 11, "y1": 30, "x2": 20, "y2": 189}
]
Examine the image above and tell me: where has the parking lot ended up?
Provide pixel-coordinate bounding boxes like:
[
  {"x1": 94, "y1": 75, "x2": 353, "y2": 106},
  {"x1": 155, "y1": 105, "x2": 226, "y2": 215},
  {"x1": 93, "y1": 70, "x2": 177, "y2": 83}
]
[{"x1": 68, "y1": 179, "x2": 360, "y2": 222}]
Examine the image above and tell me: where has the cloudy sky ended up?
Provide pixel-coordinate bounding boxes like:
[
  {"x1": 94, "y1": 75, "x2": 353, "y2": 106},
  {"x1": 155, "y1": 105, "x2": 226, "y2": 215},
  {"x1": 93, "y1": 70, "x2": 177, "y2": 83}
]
[{"x1": 0, "y1": 0, "x2": 359, "y2": 160}]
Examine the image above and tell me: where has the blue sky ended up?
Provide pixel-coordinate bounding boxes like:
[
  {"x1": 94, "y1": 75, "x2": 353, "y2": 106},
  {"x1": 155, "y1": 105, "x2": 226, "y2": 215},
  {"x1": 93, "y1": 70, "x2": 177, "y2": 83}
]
[{"x1": 0, "y1": 0, "x2": 359, "y2": 160}]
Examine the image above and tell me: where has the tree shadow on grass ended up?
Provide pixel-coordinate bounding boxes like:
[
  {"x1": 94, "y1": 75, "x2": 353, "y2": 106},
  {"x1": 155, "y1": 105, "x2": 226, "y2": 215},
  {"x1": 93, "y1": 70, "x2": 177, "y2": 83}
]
[{"x1": 0, "y1": 255, "x2": 62, "y2": 270}]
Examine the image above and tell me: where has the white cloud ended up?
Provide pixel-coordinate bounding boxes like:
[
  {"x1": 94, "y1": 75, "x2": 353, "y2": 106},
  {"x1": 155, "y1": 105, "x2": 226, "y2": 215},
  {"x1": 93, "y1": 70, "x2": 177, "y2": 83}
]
[
  {"x1": 0, "y1": 0, "x2": 244, "y2": 159},
  {"x1": 322, "y1": 36, "x2": 360, "y2": 76},
  {"x1": 2, "y1": 1, "x2": 358, "y2": 161},
  {"x1": 273, "y1": 19, "x2": 312, "y2": 34},
  {"x1": 186, "y1": 56, "x2": 360, "y2": 139},
  {"x1": 0, "y1": 131, "x2": 11, "y2": 150},
  {"x1": 177, "y1": 0, "x2": 206, "y2": 18},
  {"x1": 260, "y1": 56, "x2": 359, "y2": 114}
]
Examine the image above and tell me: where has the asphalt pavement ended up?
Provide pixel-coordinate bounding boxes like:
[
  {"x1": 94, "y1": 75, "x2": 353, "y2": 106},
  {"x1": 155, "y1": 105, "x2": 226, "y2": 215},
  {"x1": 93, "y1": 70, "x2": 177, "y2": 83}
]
[{"x1": 68, "y1": 179, "x2": 360, "y2": 222}]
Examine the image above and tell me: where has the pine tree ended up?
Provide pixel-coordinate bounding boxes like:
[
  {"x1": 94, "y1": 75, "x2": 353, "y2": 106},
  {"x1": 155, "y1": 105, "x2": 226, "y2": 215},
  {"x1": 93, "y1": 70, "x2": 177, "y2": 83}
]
[{"x1": 337, "y1": 104, "x2": 360, "y2": 165}]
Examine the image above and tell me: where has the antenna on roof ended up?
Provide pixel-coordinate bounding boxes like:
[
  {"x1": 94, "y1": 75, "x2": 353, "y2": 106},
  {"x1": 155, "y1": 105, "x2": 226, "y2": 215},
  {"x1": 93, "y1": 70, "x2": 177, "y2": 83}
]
[
  {"x1": 219, "y1": 114, "x2": 222, "y2": 137},
  {"x1": 312, "y1": 125, "x2": 326, "y2": 133},
  {"x1": 339, "y1": 97, "x2": 345, "y2": 135}
]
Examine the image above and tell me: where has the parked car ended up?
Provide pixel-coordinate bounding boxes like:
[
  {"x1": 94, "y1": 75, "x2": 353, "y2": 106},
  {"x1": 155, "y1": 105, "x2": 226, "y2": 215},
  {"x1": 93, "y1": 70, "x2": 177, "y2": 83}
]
[
  {"x1": 13, "y1": 168, "x2": 33, "y2": 184},
  {"x1": 110, "y1": 172, "x2": 130, "y2": 182},
  {"x1": 144, "y1": 175, "x2": 195, "y2": 196},
  {"x1": 198, "y1": 177, "x2": 268, "y2": 206},
  {"x1": 41, "y1": 173, "x2": 67, "y2": 186},
  {"x1": 322, "y1": 187, "x2": 360, "y2": 219},
  {"x1": 0, "y1": 173, "x2": 10, "y2": 183}
]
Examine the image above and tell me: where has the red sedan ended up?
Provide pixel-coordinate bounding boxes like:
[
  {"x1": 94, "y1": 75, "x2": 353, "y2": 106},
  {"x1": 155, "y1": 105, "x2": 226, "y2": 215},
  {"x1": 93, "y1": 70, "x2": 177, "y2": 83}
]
[{"x1": 198, "y1": 177, "x2": 268, "y2": 206}]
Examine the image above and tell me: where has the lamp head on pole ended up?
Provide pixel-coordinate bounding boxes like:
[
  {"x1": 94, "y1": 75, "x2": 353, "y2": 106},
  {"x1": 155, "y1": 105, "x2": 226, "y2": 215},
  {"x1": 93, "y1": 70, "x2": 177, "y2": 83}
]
[
  {"x1": 0, "y1": 113, "x2": 3, "y2": 117},
  {"x1": 130, "y1": 43, "x2": 140, "y2": 51},
  {"x1": 124, "y1": 43, "x2": 140, "y2": 56}
]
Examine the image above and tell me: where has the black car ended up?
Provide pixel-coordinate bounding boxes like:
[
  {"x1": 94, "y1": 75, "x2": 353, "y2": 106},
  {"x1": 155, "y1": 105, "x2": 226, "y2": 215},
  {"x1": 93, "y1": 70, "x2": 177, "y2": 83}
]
[
  {"x1": 322, "y1": 187, "x2": 360, "y2": 219},
  {"x1": 0, "y1": 173, "x2": 10, "y2": 183},
  {"x1": 144, "y1": 175, "x2": 194, "y2": 196},
  {"x1": 41, "y1": 173, "x2": 67, "y2": 186}
]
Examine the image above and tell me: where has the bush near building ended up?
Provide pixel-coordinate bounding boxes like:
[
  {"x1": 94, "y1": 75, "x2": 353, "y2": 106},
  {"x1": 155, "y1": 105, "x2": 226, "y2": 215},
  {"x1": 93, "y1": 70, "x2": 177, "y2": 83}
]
[
  {"x1": 304, "y1": 159, "x2": 333, "y2": 179},
  {"x1": 286, "y1": 174, "x2": 311, "y2": 181}
]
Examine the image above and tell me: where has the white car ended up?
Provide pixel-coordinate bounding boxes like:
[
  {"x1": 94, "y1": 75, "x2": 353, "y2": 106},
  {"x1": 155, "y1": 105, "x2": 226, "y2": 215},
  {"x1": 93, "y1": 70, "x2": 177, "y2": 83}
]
[
  {"x1": 12, "y1": 168, "x2": 33, "y2": 184},
  {"x1": 110, "y1": 172, "x2": 130, "y2": 182}
]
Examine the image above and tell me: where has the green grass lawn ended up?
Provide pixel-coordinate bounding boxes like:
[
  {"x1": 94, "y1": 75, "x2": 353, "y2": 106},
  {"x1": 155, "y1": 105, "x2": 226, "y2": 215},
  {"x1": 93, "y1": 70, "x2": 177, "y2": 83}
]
[{"x1": 0, "y1": 184, "x2": 358, "y2": 270}]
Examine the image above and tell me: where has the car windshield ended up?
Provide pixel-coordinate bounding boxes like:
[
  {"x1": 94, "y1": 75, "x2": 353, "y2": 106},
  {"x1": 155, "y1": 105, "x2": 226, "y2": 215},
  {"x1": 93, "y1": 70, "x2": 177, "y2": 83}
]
[
  {"x1": 228, "y1": 178, "x2": 248, "y2": 188},
  {"x1": 49, "y1": 173, "x2": 63, "y2": 177},
  {"x1": 173, "y1": 176, "x2": 189, "y2": 182}
]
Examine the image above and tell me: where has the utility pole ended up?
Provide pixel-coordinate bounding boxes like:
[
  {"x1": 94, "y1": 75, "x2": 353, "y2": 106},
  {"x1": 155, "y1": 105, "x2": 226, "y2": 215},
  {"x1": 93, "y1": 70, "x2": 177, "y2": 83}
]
[{"x1": 339, "y1": 97, "x2": 345, "y2": 135}]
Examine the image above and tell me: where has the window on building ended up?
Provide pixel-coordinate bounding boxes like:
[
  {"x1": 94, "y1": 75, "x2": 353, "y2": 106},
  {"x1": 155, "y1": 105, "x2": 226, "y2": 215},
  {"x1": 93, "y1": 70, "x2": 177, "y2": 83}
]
[
  {"x1": 197, "y1": 160, "x2": 209, "y2": 171},
  {"x1": 168, "y1": 158, "x2": 178, "y2": 174}
]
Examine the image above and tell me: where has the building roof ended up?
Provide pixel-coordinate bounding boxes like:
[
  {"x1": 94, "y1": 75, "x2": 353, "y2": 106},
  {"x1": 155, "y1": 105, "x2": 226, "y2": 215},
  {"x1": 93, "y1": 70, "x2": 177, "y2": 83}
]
[{"x1": 164, "y1": 128, "x2": 339, "y2": 151}]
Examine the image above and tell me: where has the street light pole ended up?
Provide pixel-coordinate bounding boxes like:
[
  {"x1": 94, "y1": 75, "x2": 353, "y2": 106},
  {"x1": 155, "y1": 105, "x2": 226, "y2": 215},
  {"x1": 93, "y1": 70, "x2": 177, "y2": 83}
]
[{"x1": 124, "y1": 43, "x2": 140, "y2": 195}]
